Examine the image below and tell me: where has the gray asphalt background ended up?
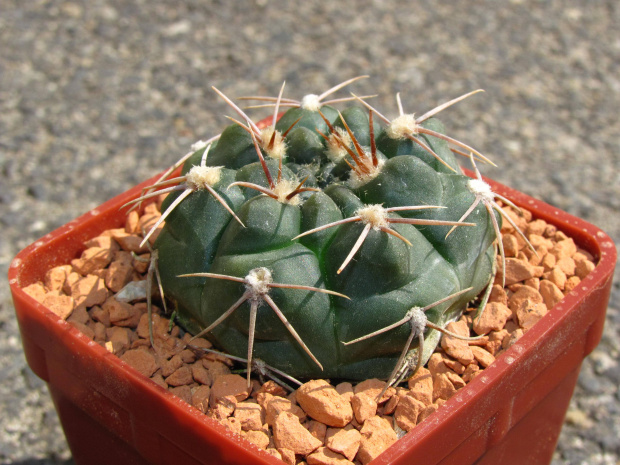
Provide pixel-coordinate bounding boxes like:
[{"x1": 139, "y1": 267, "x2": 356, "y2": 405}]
[{"x1": 1, "y1": 1, "x2": 619, "y2": 464}]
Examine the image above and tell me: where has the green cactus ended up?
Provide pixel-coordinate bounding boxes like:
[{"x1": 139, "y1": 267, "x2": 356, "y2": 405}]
[{"x1": 131, "y1": 78, "x2": 524, "y2": 388}]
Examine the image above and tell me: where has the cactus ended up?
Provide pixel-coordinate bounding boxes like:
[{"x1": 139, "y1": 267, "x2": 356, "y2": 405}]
[{"x1": 129, "y1": 77, "x2": 526, "y2": 388}]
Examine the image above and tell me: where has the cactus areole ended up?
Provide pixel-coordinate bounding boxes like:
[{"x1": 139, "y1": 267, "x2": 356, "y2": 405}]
[{"x1": 148, "y1": 80, "x2": 501, "y2": 382}]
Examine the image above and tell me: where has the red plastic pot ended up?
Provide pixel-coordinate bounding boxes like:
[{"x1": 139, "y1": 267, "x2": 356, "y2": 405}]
[{"x1": 9, "y1": 171, "x2": 616, "y2": 465}]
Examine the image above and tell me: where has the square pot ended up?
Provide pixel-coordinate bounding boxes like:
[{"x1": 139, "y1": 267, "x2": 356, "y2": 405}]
[{"x1": 9, "y1": 173, "x2": 616, "y2": 465}]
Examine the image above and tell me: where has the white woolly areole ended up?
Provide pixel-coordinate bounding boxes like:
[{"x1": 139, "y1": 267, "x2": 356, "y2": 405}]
[
  {"x1": 386, "y1": 114, "x2": 418, "y2": 139},
  {"x1": 468, "y1": 178, "x2": 494, "y2": 200},
  {"x1": 186, "y1": 165, "x2": 222, "y2": 190},
  {"x1": 325, "y1": 127, "x2": 351, "y2": 163},
  {"x1": 346, "y1": 157, "x2": 385, "y2": 189},
  {"x1": 260, "y1": 127, "x2": 287, "y2": 160},
  {"x1": 356, "y1": 204, "x2": 389, "y2": 230},
  {"x1": 245, "y1": 267, "x2": 273, "y2": 296},
  {"x1": 272, "y1": 179, "x2": 302, "y2": 206},
  {"x1": 408, "y1": 307, "x2": 428, "y2": 337},
  {"x1": 300, "y1": 94, "x2": 322, "y2": 111},
  {"x1": 191, "y1": 140, "x2": 209, "y2": 152}
]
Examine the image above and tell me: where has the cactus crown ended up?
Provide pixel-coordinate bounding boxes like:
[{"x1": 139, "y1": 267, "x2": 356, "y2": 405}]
[{"x1": 129, "y1": 77, "x2": 533, "y2": 389}]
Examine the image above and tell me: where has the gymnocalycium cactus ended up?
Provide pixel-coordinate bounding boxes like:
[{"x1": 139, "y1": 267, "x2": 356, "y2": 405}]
[{"x1": 128, "y1": 77, "x2": 533, "y2": 389}]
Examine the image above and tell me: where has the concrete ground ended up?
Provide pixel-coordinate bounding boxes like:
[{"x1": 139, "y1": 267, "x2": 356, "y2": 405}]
[{"x1": 1, "y1": 1, "x2": 618, "y2": 464}]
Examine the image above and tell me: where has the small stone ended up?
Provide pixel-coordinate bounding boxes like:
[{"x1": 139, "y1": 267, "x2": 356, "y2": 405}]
[
  {"x1": 486, "y1": 329, "x2": 508, "y2": 354},
  {"x1": 502, "y1": 328, "x2": 524, "y2": 349},
  {"x1": 357, "y1": 416, "x2": 398, "y2": 465},
  {"x1": 462, "y1": 363, "x2": 480, "y2": 383},
  {"x1": 442, "y1": 355, "x2": 466, "y2": 375},
  {"x1": 351, "y1": 393, "x2": 377, "y2": 424},
  {"x1": 500, "y1": 257, "x2": 544, "y2": 286},
  {"x1": 565, "y1": 276, "x2": 581, "y2": 292},
  {"x1": 539, "y1": 280, "x2": 564, "y2": 309},
  {"x1": 112, "y1": 231, "x2": 149, "y2": 253},
  {"x1": 524, "y1": 277, "x2": 540, "y2": 290},
  {"x1": 242, "y1": 430, "x2": 270, "y2": 450},
  {"x1": 526, "y1": 219, "x2": 548, "y2": 237},
  {"x1": 501, "y1": 234, "x2": 519, "y2": 257},
  {"x1": 500, "y1": 207, "x2": 527, "y2": 233},
  {"x1": 191, "y1": 385, "x2": 211, "y2": 413},
  {"x1": 265, "y1": 448, "x2": 282, "y2": 461},
  {"x1": 211, "y1": 395, "x2": 237, "y2": 420},
  {"x1": 44, "y1": 265, "x2": 72, "y2": 292},
  {"x1": 488, "y1": 284, "x2": 508, "y2": 305},
  {"x1": 169, "y1": 385, "x2": 192, "y2": 405},
  {"x1": 121, "y1": 349, "x2": 159, "y2": 378},
  {"x1": 92, "y1": 321, "x2": 107, "y2": 342},
  {"x1": 114, "y1": 280, "x2": 149, "y2": 303},
  {"x1": 71, "y1": 275, "x2": 108, "y2": 308},
  {"x1": 106, "y1": 326, "x2": 133, "y2": 350},
  {"x1": 104, "y1": 297, "x2": 142, "y2": 327},
  {"x1": 382, "y1": 394, "x2": 399, "y2": 415},
  {"x1": 219, "y1": 416, "x2": 242, "y2": 435},
  {"x1": 234, "y1": 401, "x2": 264, "y2": 431},
  {"x1": 264, "y1": 394, "x2": 306, "y2": 426},
  {"x1": 308, "y1": 447, "x2": 355, "y2": 465},
  {"x1": 89, "y1": 305, "x2": 110, "y2": 327},
  {"x1": 556, "y1": 257, "x2": 576, "y2": 276},
  {"x1": 133, "y1": 253, "x2": 150, "y2": 273},
  {"x1": 70, "y1": 321, "x2": 95, "y2": 340},
  {"x1": 473, "y1": 302, "x2": 512, "y2": 335},
  {"x1": 105, "y1": 261, "x2": 134, "y2": 293},
  {"x1": 42, "y1": 294, "x2": 75, "y2": 320},
  {"x1": 165, "y1": 366, "x2": 193, "y2": 387},
  {"x1": 202, "y1": 359, "x2": 231, "y2": 379},
  {"x1": 136, "y1": 313, "x2": 169, "y2": 340},
  {"x1": 273, "y1": 412, "x2": 322, "y2": 456},
  {"x1": 210, "y1": 374, "x2": 250, "y2": 408},
  {"x1": 250, "y1": 381, "x2": 281, "y2": 398},
  {"x1": 63, "y1": 272, "x2": 81, "y2": 295},
  {"x1": 67, "y1": 305, "x2": 90, "y2": 325},
  {"x1": 138, "y1": 213, "x2": 161, "y2": 233},
  {"x1": 516, "y1": 299, "x2": 548, "y2": 331},
  {"x1": 354, "y1": 378, "x2": 392, "y2": 404},
  {"x1": 508, "y1": 286, "x2": 544, "y2": 313},
  {"x1": 297, "y1": 379, "x2": 353, "y2": 427},
  {"x1": 427, "y1": 353, "x2": 448, "y2": 376},
  {"x1": 160, "y1": 355, "x2": 183, "y2": 377},
  {"x1": 394, "y1": 394, "x2": 426, "y2": 431},
  {"x1": 575, "y1": 259, "x2": 595, "y2": 279},
  {"x1": 551, "y1": 238, "x2": 577, "y2": 260},
  {"x1": 418, "y1": 403, "x2": 440, "y2": 423},
  {"x1": 541, "y1": 253, "x2": 556, "y2": 271},
  {"x1": 278, "y1": 447, "x2": 296, "y2": 465},
  {"x1": 71, "y1": 247, "x2": 113, "y2": 275},
  {"x1": 191, "y1": 362, "x2": 212, "y2": 386},
  {"x1": 335, "y1": 382, "x2": 354, "y2": 403},
  {"x1": 22, "y1": 282, "x2": 47, "y2": 302},
  {"x1": 325, "y1": 427, "x2": 361, "y2": 461},
  {"x1": 84, "y1": 235, "x2": 119, "y2": 252},
  {"x1": 433, "y1": 373, "x2": 456, "y2": 401},
  {"x1": 125, "y1": 210, "x2": 140, "y2": 234},
  {"x1": 441, "y1": 321, "x2": 474, "y2": 364},
  {"x1": 306, "y1": 420, "x2": 327, "y2": 443},
  {"x1": 470, "y1": 346, "x2": 495, "y2": 368},
  {"x1": 150, "y1": 373, "x2": 167, "y2": 390}
]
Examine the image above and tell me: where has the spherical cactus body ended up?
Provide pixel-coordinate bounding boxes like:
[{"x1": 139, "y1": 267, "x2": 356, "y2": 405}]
[{"x1": 150, "y1": 82, "x2": 500, "y2": 382}]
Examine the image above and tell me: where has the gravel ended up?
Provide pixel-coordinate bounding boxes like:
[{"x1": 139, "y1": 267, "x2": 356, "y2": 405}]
[{"x1": 1, "y1": 1, "x2": 618, "y2": 464}]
